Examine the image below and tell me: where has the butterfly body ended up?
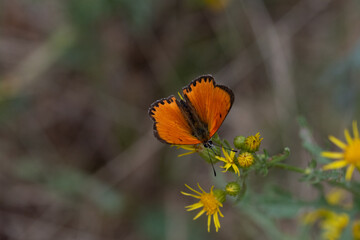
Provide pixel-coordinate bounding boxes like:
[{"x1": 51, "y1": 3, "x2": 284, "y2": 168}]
[
  {"x1": 149, "y1": 75, "x2": 234, "y2": 145},
  {"x1": 177, "y1": 96, "x2": 210, "y2": 143}
]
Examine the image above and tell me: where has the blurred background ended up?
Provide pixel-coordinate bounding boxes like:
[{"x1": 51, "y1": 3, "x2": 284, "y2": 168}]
[{"x1": 0, "y1": 0, "x2": 360, "y2": 239}]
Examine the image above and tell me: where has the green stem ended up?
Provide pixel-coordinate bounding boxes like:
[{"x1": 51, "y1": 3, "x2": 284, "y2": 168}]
[
  {"x1": 272, "y1": 163, "x2": 360, "y2": 197},
  {"x1": 267, "y1": 147, "x2": 290, "y2": 164},
  {"x1": 271, "y1": 163, "x2": 306, "y2": 174}
]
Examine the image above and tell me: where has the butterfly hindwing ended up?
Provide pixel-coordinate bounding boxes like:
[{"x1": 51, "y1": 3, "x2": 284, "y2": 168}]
[
  {"x1": 148, "y1": 96, "x2": 202, "y2": 145},
  {"x1": 182, "y1": 75, "x2": 234, "y2": 138}
]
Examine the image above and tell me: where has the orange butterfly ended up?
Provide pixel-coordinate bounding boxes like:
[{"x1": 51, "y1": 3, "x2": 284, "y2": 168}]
[{"x1": 148, "y1": 75, "x2": 234, "y2": 148}]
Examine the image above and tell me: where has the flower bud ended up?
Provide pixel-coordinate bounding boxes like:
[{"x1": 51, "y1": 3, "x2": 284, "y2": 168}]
[
  {"x1": 237, "y1": 152, "x2": 255, "y2": 168},
  {"x1": 243, "y1": 133, "x2": 263, "y2": 152},
  {"x1": 213, "y1": 189, "x2": 226, "y2": 203},
  {"x1": 225, "y1": 182, "x2": 241, "y2": 197},
  {"x1": 233, "y1": 136, "x2": 246, "y2": 149}
]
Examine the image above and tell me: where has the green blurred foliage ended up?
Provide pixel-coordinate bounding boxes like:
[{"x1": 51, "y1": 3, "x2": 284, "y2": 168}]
[{"x1": 15, "y1": 159, "x2": 124, "y2": 214}]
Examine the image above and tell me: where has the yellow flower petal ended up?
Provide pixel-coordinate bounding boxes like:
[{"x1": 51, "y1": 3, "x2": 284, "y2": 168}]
[
  {"x1": 353, "y1": 121, "x2": 359, "y2": 139},
  {"x1": 178, "y1": 151, "x2": 196, "y2": 157},
  {"x1": 219, "y1": 209, "x2": 224, "y2": 217},
  {"x1": 230, "y1": 150, "x2": 236, "y2": 159},
  {"x1": 233, "y1": 165, "x2": 240, "y2": 176},
  {"x1": 221, "y1": 163, "x2": 231, "y2": 171},
  {"x1": 323, "y1": 160, "x2": 348, "y2": 170},
  {"x1": 181, "y1": 192, "x2": 201, "y2": 199},
  {"x1": 213, "y1": 212, "x2": 220, "y2": 232},
  {"x1": 186, "y1": 202, "x2": 204, "y2": 211},
  {"x1": 215, "y1": 156, "x2": 226, "y2": 162},
  {"x1": 345, "y1": 164, "x2": 355, "y2": 181},
  {"x1": 207, "y1": 215, "x2": 211, "y2": 232},
  {"x1": 184, "y1": 184, "x2": 201, "y2": 195},
  {"x1": 222, "y1": 147, "x2": 230, "y2": 159},
  {"x1": 176, "y1": 145, "x2": 194, "y2": 150},
  {"x1": 197, "y1": 183, "x2": 207, "y2": 193},
  {"x1": 174, "y1": 144, "x2": 202, "y2": 157},
  {"x1": 322, "y1": 152, "x2": 344, "y2": 159},
  {"x1": 329, "y1": 136, "x2": 347, "y2": 149},
  {"x1": 193, "y1": 209, "x2": 205, "y2": 220},
  {"x1": 344, "y1": 129, "x2": 353, "y2": 144}
]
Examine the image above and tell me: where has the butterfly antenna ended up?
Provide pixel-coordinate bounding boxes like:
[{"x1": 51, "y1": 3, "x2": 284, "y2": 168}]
[
  {"x1": 205, "y1": 145, "x2": 217, "y2": 177},
  {"x1": 212, "y1": 142, "x2": 238, "y2": 152}
]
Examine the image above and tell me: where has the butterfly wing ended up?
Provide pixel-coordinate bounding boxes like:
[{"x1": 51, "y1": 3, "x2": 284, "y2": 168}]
[
  {"x1": 182, "y1": 75, "x2": 234, "y2": 138},
  {"x1": 148, "y1": 95, "x2": 202, "y2": 145}
]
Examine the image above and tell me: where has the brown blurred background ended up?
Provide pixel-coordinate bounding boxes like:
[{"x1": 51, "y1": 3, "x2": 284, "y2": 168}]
[{"x1": 0, "y1": 0, "x2": 360, "y2": 239}]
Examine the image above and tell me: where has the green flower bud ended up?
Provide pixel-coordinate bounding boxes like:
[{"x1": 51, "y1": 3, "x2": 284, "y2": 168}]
[
  {"x1": 213, "y1": 189, "x2": 226, "y2": 203},
  {"x1": 225, "y1": 182, "x2": 241, "y2": 196},
  {"x1": 234, "y1": 136, "x2": 246, "y2": 149}
]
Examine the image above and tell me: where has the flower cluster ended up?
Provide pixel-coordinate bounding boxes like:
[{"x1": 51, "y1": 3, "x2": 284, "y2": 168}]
[
  {"x1": 171, "y1": 118, "x2": 360, "y2": 236},
  {"x1": 303, "y1": 189, "x2": 359, "y2": 240},
  {"x1": 178, "y1": 133, "x2": 263, "y2": 232},
  {"x1": 214, "y1": 133, "x2": 263, "y2": 176}
]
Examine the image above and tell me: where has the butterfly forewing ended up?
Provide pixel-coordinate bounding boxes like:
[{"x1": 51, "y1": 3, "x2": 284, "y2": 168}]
[
  {"x1": 182, "y1": 75, "x2": 234, "y2": 138},
  {"x1": 149, "y1": 96, "x2": 202, "y2": 145}
]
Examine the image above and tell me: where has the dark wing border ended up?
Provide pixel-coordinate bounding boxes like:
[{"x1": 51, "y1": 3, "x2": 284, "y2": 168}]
[
  {"x1": 148, "y1": 95, "x2": 177, "y2": 144},
  {"x1": 182, "y1": 74, "x2": 234, "y2": 108}
]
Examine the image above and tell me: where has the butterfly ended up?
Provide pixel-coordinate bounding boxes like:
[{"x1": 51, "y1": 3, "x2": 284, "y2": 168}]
[{"x1": 148, "y1": 75, "x2": 234, "y2": 148}]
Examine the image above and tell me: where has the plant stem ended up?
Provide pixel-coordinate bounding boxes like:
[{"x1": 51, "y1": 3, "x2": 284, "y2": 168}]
[{"x1": 267, "y1": 147, "x2": 290, "y2": 164}]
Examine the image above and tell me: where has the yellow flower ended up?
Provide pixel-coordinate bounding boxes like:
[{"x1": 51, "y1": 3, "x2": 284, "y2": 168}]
[
  {"x1": 302, "y1": 189, "x2": 351, "y2": 240},
  {"x1": 302, "y1": 209, "x2": 329, "y2": 224},
  {"x1": 303, "y1": 209, "x2": 349, "y2": 240},
  {"x1": 325, "y1": 188, "x2": 352, "y2": 208},
  {"x1": 321, "y1": 212, "x2": 349, "y2": 240},
  {"x1": 322, "y1": 121, "x2": 360, "y2": 180},
  {"x1": 174, "y1": 145, "x2": 203, "y2": 157},
  {"x1": 243, "y1": 133, "x2": 263, "y2": 152},
  {"x1": 237, "y1": 152, "x2": 254, "y2": 168},
  {"x1": 215, "y1": 147, "x2": 240, "y2": 176},
  {"x1": 181, "y1": 183, "x2": 224, "y2": 232},
  {"x1": 353, "y1": 220, "x2": 360, "y2": 240}
]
